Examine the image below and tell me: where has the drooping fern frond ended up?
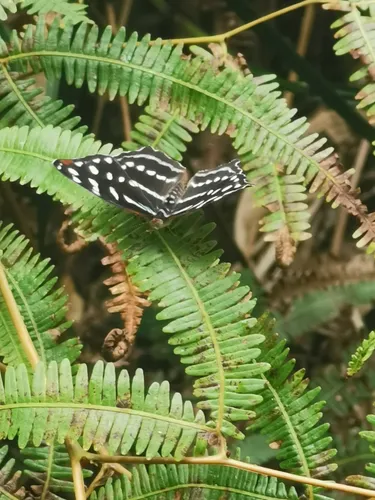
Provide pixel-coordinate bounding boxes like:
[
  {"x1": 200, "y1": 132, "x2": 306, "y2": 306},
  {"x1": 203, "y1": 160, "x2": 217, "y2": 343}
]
[
  {"x1": 20, "y1": 444, "x2": 93, "y2": 497},
  {"x1": 271, "y1": 253, "x2": 375, "y2": 338},
  {"x1": 0, "y1": 124, "x2": 270, "y2": 439},
  {"x1": 0, "y1": 70, "x2": 86, "y2": 132},
  {"x1": 89, "y1": 461, "x2": 299, "y2": 500},
  {"x1": 347, "y1": 331, "x2": 375, "y2": 376},
  {"x1": 3, "y1": 18, "x2": 375, "y2": 253},
  {"x1": 242, "y1": 154, "x2": 310, "y2": 265},
  {"x1": 327, "y1": 1, "x2": 375, "y2": 122},
  {"x1": 0, "y1": 360, "x2": 209, "y2": 460},
  {"x1": 246, "y1": 317, "x2": 337, "y2": 496},
  {"x1": 122, "y1": 106, "x2": 199, "y2": 161},
  {"x1": 0, "y1": 222, "x2": 81, "y2": 369}
]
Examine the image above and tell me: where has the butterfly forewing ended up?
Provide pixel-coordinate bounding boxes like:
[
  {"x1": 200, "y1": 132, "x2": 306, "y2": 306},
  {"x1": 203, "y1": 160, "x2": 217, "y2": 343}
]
[
  {"x1": 170, "y1": 159, "x2": 250, "y2": 216},
  {"x1": 53, "y1": 147, "x2": 187, "y2": 218}
]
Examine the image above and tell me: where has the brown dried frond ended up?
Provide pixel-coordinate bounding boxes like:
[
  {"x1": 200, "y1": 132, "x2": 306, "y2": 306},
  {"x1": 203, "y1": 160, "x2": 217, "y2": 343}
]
[
  {"x1": 311, "y1": 154, "x2": 375, "y2": 251},
  {"x1": 102, "y1": 328, "x2": 130, "y2": 362},
  {"x1": 270, "y1": 253, "x2": 375, "y2": 308},
  {"x1": 274, "y1": 227, "x2": 297, "y2": 267},
  {"x1": 101, "y1": 241, "x2": 151, "y2": 354},
  {"x1": 57, "y1": 219, "x2": 87, "y2": 254}
]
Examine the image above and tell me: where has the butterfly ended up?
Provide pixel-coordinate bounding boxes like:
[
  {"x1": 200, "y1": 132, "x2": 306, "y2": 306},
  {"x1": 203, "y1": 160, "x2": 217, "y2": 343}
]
[{"x1": 53, "y1": 146, "x2": 250, "y2": 220}]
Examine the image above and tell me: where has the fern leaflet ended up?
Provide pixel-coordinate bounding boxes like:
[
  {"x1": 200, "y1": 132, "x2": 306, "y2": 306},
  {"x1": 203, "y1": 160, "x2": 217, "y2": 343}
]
[
  {"x1": 347, "y1": 331, "x2": 375, "y2": 376},
  {"x1": 246, "y1": 317, "x2": 337, "y2": 498},
  {"x1": 89, "y1": 460, "x2": 298, "y2": 500},
  {"x1": 0, "y1": 360, "x2": 209, "y2": 459},
  {"x1": 0, "y1": 222, "x2": 81, "y2": 369}
]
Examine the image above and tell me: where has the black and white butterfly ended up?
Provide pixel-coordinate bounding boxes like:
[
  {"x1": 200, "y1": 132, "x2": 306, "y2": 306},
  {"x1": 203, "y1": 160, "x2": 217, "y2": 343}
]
[{"x1": 53, "y1": 146, "x2": 250, "y2": 220}]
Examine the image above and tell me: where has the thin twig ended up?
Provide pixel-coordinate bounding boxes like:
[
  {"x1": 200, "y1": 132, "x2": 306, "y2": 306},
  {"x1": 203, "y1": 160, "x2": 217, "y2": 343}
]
[
  {"x1": 80, "y1": 450, "x2": 375, "y2": 498},
  {"x1": 119, "y1": 0, "x2": 134, "y2": 27},
  {"x1": 148, "y1": 0, "x2": 330, "y2": 46},
  {"x1": 66, "y1": 438, "x2": 86, "y2": 500},
  {"x1": 0, "y1": 263, "x2": 39, "y2": 369},
  {"x1": 331, "y1": 139, "x2": 371, "y2": 257},
  {"x1": 284, "y1": 4, "x2": 316, "y2": 106}
]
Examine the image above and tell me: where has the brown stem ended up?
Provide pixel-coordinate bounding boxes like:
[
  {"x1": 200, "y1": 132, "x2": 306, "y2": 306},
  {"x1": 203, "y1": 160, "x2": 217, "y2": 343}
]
[{"x1": 0, "y1": 263, "x2": 39, "y2": 369}]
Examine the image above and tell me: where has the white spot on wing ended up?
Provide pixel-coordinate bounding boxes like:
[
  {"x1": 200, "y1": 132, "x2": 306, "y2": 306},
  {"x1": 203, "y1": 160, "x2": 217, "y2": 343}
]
[
  {"x1": 89, "y1": 165, "x2": 99, "y2": 175},
  {"x1": 119, "y1": 176, "x2": 125, "y2": 182},
  {"x1": 110, "y1": 187, "x2": 119, "y2": 200},
  {"x1": 75, "y1": 161, "x2": 83, "y2": 167},
  {"x1": 68, "y1": 168, "x2": 79, "y2": 176},
  {"x1": 123, "y1": 195, "x2": 155, "y2": 215},
  {"x1": 146, "y1": 170, "x2": 156, "y2": 176},
  {"x1": 105, "y1": 157, "x2": 113, "y2": 164},
  {"x1": 136, "y1": 164, "x2": 145, "y2": 172},
  {"x1": 107, "y1": 172, "x2": 113, "y2": 181},
  {"x1": 93, "y1": 158, "x2": 101, "y2": 164},
  {"x1": 222, "y1": 185, "x2": 234, "y2": 193},
  {"x1": 72, "y1": 176, "x2": 81, "y2": 184},
  {"x1": 89, "y1": 178, "x2": 99, "y2": 187},
  {"x1": 126, "y1": 161, "x2": 135, "y2": 167}
]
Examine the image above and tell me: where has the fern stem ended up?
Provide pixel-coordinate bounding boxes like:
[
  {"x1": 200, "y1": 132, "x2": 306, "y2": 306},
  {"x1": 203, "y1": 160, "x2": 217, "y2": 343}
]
[
  {"x1": 0, "y1": 263, "x2": 39, "y2": 369},
  {"x1": 151, "y1": 0, "x2": 329, "y2": 46},
  {"x1": 82, "y1": 452, "x2": 375, "y2": 498},
  {"x1": 152, "y1": 109, "x2": 179, "y2": 148},
  {"x1": 66, "y1": 438, "x2": 86, "y2": 500}
]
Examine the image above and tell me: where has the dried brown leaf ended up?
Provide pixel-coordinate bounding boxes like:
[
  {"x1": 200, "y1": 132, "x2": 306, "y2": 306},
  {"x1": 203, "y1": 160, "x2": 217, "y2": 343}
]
[
  {"x1": 101, "y1": 240, "x2": 151, "y2": 355},
  {"x1": 275, "y1": 227, "x2": 297, "y2": 267}
]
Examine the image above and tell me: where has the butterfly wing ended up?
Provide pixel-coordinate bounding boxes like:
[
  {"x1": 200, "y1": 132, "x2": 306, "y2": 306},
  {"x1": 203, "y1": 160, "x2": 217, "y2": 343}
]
[
  {"x1": 53, "y1": 147, "x2": 187, "y2": 219},
  {"x1": 169, "y1": 159, "x2": 250, "y2": 216}
]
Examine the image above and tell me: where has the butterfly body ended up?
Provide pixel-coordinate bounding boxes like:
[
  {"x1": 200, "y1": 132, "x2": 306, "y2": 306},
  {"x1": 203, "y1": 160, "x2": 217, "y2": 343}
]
[{"x1": 53, "y1": 146, "x2": 250, "y2": 219}]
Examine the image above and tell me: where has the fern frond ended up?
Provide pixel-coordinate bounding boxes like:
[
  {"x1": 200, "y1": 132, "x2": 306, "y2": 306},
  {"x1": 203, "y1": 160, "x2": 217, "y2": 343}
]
[
  {"x1": 347, "y1": 331, "x2": 375, "y2": 377},
  {"x1": 0, "y1": 360, "x2": 209, "y2": 460},
  {"x1": 23, "y1": 0, "x2": 89, "y2": 24},
  {"x1": 89, "y1": 460, "x2": 298, "y2": 500},
  {"x1": 271, "y1": 253, "x2": 375, "y2": 338},
  {"x1": 243, "y1": 154, "x2": 310, "y2": 264},
  {"x1": 0, "y1": 445, "x2": 25, "y2": 498},
  {"x1": 0, "y1": 0, "x2": 17, "y2": 20},
  {"x1": 327, "y1": 1, "x2": 375, "y2": 122},
  {"x1": 122, "y1": 105, "x2": 199, "y2": 161},
  {"x1": 0, "y1": 222, "x2": 81, "y2": 368},
  {"x1": 0, "y1": 70, "x2": 85, "y2": 132},
  {"x1": 246, "y1": 317, "x2": 337, "y2": 491},
  {"x1": 20, "y1": 444, "x2": 92, "y2": 497},
  {"x1": 0, "y1": 125, "x2": 270, "y2": 438},
  {"x1": 347, "y1": 411, "x2": 375, "y2": 490},
  {"x1": 4, "y1": 18, "x2": 375, "y2": 253},
  {"x1": 102, "y1": 241, "x2": 151, "y2": 349}
]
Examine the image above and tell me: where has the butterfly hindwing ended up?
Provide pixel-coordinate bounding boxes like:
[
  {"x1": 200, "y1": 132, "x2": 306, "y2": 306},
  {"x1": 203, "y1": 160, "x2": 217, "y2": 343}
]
[
  {"x1": 53, "y1": 147, "x2": 186, "y2": 218},
  {"x1": 170, "y1": 159, "x2": 250, "y2": 216}
]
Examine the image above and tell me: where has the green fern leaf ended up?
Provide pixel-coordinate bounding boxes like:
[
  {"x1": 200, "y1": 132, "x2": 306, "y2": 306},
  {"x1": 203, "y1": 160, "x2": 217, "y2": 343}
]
[
  {"x1": 246, "y1": 317, "x2": 337, "y2": 494},
  {"x1": 243, "y1": 154, "x2": 310, "y2": 259},
  {"x1": 0, "y1": 222, "x2": 81, "y2": 368},
  {"x1": 0, "y1": 360, "x2": 208, "y2": 460},
  {"x1": 122, "y1": 105, "x2": 199, "y2": 161},
  {"x1": 328, "y1": 1, "x2": 375, "y2": 122},
  {"x1": 22, "y1": 0, "x2": 90, "y2": 24},
  {"x1": 0, "y1": 70, "x2": 85, "y2": 131},
  {"x1": 0, "y1": 125, "x2": 270, "y2": 438},
  {"x1": 89, "y1": 460, "x2": 298, "y2": 500},
  {"x1": 0, "y1": 0, "x2": 17, "y2": 20},
  {"x1": 20, "y1": 443, "x2": 93, "y2": 497},
  {"x1": 347, "y1": 331, "x2": 375, "y2": 377},
  {"x1": 3, "y1": 18, "x2": 375, "y2": 252}
]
